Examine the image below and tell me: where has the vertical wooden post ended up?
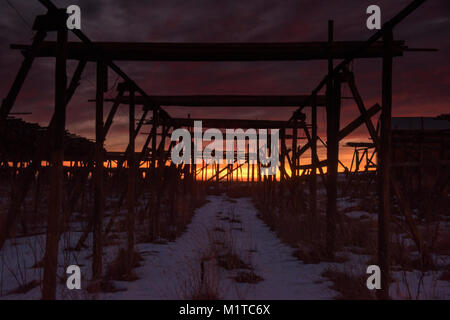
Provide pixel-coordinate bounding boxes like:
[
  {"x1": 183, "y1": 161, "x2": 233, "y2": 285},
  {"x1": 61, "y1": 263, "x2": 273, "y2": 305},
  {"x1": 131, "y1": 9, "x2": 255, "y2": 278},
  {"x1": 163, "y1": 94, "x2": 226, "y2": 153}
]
[
  {"x1": 292, "y1": 121, "x2": 298, "y2": 179},
  {"x1": 257, "y1": 132, "x2": 261, "y2": 183},
  {"x1": 325, "y1": 20, "x2": 339, "y2": 258},
  {"x1": 247, "y1": 141, "x2": 250, "y2": 185},
  {"x1": 267, "y1": 131, "x2": 273, "y2": 207},
  {"x1": 202, "y1": 159, "x2": 205, "y2": 181},
  {"x1": 310, "y1": 97, "x2": 318, "y2": 223},
  {"x1": 151, "y1": 111, "x2": 158, "y2": 171},
  {"x1": 92, "y1": 62, "x2": 106, "y2": 280},
  {"x1": 251, "y1": 161, "x2": 255, "y2": 184},
  {"x1": 42, "y1": 26, "x2": 67, "y2": 300},
  {"x1": 149, "y1": 109, "x2": 158, "y2": 236},
  {"x1": 377, "y1": 29, "x2": 393, "y2": 300},
  {"x1": 216, "y1": 163, "x2": 219, "y2": 182},
  {"x1": 280, "y1": 128, "x2": 286, "y2": 205},
  {"x1": 191, "y1": 132, "x2": 196, "y2": 196},
  {"x1": 128, "y1": 86, "x2": 136, "y2": 268}
]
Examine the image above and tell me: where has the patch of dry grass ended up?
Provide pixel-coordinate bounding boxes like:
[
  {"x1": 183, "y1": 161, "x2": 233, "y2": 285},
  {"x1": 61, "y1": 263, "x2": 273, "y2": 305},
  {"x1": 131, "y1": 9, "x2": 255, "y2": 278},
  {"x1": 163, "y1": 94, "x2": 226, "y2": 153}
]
[
  {"x1": 105, "y1": 248, "x2": 142, "y2": 281},
  {"x1": 321, "y1": 266, "x2": 376, "y2": 300},
  {"x1": 226, "y1": 185, "x2": 252, "y2": 199},
  {"x1": 293, "y1": 247, "x2": 349, "y2": 264},
  {"x1": 233, "y1": 271, "x2": 263, "y2": 284},
  {"x1": 8, "y1": 279, "x2": 40, "y2": 295},
  {"x1": 217, "y1": 253, "x2": 250, "y2": 271},
  {"x1": 439, "y1": 269, "x2": 450, "y2": 282}
]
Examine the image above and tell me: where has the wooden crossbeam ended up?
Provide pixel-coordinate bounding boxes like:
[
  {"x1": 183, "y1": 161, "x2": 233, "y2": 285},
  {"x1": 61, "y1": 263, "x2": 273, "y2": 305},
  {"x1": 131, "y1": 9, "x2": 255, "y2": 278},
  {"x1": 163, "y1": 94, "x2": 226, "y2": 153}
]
[
  {"x1": 100, "y1": 95, "x2": 327, "y2": 107},
  {"x1": 11, "y1": 41, "x2": 407, "y2": 61},
  {"x1": 346, "y1": 142, "x2": 375, "y2": 148},
  {"x1": 146, "y1": 117, "x2": 305, "y2": 129}
]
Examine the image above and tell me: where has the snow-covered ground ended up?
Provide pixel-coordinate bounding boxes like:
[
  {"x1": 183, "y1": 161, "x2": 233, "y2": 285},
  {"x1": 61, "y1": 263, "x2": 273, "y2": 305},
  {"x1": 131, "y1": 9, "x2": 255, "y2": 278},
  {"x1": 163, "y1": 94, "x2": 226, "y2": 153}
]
[
  {"x1": 337, "y1": 196, "x2": 450, "y2": 300},
  {"x1": 0, "y1": 195, "x2": 337, "y2": 299},
  {"x1": 102, "y1": 195, "x2": 337, "y2": 299},
  {"x1": 0, "y1": 194, "x2": 448, "y2": 299}
]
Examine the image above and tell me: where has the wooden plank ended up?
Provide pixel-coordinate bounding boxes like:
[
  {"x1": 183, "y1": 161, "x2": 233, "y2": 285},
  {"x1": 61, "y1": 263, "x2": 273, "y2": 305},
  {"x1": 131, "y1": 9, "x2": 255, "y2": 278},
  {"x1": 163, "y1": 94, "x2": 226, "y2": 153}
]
[
  {"x1": 92, "y1": 62, "x2": 106, "y2": 280},
  {"x1": 11, "y1": 40, "x2": 407, "y2": 61},
  {"x1": 148, "y1": 109, "x2": 158, "y2": 236},
  {"x1": 108, "y1": 95, "x2": 327, "y2": 107},
  {"x1": 310, "y1": 95, "x2": 318, "y2": 221},
  {"x1": 42, "y1": 26, "x2": 67, "y2": 300},
  {"x1": 148, "y1": 118, "x2": 305, "y2": 129},
  {"x1": 326, "y1": 20, "x2": 338, "y2": 258},
  {"x1": 292, "y1": 122, "x2": 298, "y2": 178},
  {"x1": 377, "y1": 30, "x2": 393, "y2": 300},
  {"x1": 280, "y1": 128, "x2": 286, "y2": 197},
  {"x1": 127, "y1": 87, "x2": 136, "y2": 270}
]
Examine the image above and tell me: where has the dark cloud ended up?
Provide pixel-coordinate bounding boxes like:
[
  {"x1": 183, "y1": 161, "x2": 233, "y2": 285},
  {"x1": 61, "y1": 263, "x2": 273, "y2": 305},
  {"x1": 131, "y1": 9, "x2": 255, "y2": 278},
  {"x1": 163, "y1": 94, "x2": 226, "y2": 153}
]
[{"x1": 0, "y1": 0, "x2": 448, "y2": 152}]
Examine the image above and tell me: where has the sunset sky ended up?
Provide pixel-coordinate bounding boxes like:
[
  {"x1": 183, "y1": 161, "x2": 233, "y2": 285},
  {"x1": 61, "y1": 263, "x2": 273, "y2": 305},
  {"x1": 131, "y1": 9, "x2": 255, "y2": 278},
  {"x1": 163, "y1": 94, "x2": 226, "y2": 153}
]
[{"x1": 0, "y1": 0, "x2": 448, "y2": 168}]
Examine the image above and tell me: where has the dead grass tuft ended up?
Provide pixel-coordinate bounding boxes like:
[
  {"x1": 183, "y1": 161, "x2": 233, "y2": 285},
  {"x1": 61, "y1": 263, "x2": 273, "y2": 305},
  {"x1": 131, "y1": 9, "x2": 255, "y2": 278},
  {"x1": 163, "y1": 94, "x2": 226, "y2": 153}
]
[
  {"x1": 226, "y1": 185, "x2": 252, "y2": 198},
  {"x1": 217, "y1": 253, "x2": 251, "y2": 270},
  {"x1": 8, "y1": 279, "x2": 40, "y2": 295},
  {"x1": 321, "y1": 267, "x2": 375, "y2": 300},
  {"x1": 86, "y1": 279, "x2": 127, "y2": 294},
  {"x1": 293, "y1": 247, "x2": 348, "y2": 264},
  {"x1": 433, "y1": 231, "x2": 450, "y2": 255},
  {"x1": 233, "y1": 271, "x2": 263, "y2": 284},
  {"x1": 439, "y1": 269, "x2": 450, "y2": 282},
  {"x1": 105, "y1": 248, "x2": 142, "y2": 281}
]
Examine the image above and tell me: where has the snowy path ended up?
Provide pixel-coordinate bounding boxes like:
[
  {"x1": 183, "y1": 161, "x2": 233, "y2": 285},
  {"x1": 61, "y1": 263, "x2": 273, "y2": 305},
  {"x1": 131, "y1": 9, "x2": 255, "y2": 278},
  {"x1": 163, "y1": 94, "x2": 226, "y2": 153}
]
[
  {"x1": 2, "y1": 194, "x2": 447, "y2": 299},
  {"x1": 103, "y1": 195, "x2": 336, "y2": 299}
]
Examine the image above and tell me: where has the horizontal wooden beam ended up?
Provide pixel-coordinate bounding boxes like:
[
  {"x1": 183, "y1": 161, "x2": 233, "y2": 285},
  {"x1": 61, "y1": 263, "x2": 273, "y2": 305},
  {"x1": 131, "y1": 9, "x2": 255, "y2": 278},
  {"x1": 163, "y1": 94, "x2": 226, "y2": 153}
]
[
  {"x1": 346, "y1": 142, "x2": 375, "y2": 148},
  {"x1": 298, "y1": 160, "x2": 327, "y2": 170},
  {"x1": 102, "y1": 95, "x2": 327, "y2": 107},
  {"x1": 147, "y1": 117, "x2": 305, "y2": 129},
  {"x1": 11, "y1": 41, "x2": 407, "y2": 61}
]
